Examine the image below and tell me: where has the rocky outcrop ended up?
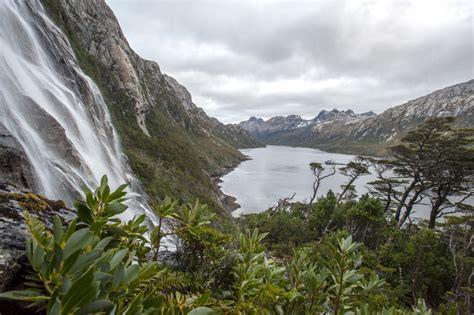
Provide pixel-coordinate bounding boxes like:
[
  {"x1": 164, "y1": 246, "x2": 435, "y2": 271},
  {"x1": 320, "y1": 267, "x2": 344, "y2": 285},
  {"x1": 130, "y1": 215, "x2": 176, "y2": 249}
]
[
  {"x1": 163, "y1": 74, "x2": 263, "y2": 148},
  {"x1": 0, "y1": 124, "x2": 36, "y2": 191},
  {"x1": 239, "y1": 80, "x2": 474, "y2": 155},
  {"x1": 0, "y1": 184, "x2": 73, "y2": 293},
  {"x1": 52, "y1": 0, "x2": 153, "y2": 135}
]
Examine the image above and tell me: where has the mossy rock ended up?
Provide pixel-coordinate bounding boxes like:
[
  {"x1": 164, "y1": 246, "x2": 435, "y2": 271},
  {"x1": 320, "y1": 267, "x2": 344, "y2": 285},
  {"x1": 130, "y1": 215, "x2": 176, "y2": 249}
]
[{"x1": 0, "y1": 191, "x2": 66, "y2": 212}]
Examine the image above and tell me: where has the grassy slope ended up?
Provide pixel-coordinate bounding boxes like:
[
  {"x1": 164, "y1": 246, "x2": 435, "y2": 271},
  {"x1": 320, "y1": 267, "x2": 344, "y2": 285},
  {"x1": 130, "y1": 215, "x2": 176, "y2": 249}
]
[{"x1": 41, "y1": 0, "x2": 241, "y2": 228}]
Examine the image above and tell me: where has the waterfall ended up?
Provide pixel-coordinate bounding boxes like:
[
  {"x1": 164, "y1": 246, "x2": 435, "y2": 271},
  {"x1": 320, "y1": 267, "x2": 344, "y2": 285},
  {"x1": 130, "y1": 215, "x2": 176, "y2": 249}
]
[{"x1": 0, "y1": 0, "x2": 153, "y2": 221}]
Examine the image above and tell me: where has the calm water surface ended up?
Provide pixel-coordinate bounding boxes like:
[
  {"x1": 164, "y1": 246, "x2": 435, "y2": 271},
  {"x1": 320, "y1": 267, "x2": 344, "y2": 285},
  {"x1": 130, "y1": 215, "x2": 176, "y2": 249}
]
[{"x1": 220, "y1": 146, "x2": 379, "y2": 216}]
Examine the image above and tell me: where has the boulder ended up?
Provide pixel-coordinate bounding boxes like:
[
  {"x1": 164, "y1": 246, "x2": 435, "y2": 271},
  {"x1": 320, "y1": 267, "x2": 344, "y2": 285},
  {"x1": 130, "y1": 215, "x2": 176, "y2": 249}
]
[{"x1": 0, "y1": 183, "x2": 74, "y2": 299}]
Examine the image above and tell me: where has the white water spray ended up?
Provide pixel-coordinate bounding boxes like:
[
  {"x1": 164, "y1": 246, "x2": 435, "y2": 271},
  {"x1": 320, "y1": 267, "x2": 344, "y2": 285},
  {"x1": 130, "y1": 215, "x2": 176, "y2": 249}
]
[{"x1": 0, "y1": 0, "x2": 153, "y2": 220}]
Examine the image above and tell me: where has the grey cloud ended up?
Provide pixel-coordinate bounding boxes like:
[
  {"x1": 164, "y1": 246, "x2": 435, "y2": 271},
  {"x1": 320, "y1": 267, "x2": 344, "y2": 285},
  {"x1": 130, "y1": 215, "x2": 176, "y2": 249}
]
[{"x1": 107, "y1": 0, "x2": 473, "y2": 123}]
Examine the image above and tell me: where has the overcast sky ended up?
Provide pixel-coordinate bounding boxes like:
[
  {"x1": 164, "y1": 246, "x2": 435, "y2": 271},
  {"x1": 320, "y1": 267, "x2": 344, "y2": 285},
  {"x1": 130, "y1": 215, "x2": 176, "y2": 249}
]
[{"x1": 107, "y1": 0, "x2": 473, "y2": 123}]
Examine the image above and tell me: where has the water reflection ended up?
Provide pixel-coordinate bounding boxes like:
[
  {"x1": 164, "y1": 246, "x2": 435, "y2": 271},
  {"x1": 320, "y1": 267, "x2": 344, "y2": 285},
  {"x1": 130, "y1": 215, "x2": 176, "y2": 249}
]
[{"x1": 220, "y1": 146, "x2": 431, "y2": 218}]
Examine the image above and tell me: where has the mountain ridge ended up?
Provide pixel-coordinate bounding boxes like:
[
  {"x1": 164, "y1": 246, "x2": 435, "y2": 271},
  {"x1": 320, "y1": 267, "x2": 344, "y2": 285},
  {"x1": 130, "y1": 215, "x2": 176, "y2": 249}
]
[{"x1": 239, "y1": 79, "x2": 474, "y2": 155}]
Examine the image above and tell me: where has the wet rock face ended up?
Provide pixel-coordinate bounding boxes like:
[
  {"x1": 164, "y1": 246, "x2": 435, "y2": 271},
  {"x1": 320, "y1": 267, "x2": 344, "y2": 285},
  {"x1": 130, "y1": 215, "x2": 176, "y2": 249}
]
[
  {"x1": 0, "y1": 124, "x2": 36, "y2": 191},
  {"x1": 0, "y1": 184, "x2": 74, "y2": 292}
]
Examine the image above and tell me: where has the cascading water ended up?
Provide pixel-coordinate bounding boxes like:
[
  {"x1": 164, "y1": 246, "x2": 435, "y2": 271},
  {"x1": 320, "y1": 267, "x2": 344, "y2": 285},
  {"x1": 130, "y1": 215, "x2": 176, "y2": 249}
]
[{"x1": 0, "y1": 0, "x2": 154, "y2": 221}]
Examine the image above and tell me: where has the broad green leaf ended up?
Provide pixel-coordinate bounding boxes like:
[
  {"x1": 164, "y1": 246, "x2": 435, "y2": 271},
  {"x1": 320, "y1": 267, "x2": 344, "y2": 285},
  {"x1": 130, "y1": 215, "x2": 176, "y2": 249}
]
[
  {"x1": 59, "y1": 276, "x2": 71, "y2": 294},
  {"x1": 107, "y1": 183, "x2": 129, "y2": 202},
  {"x1": 94, "y1": 271, "x2": 112, "y2": 282},
  {"x1": 104, "y1": 202, "x2": 128, "y2": 217},
  {"x1": 94, "y1": 236, "x2": 113, "y2": 250},
  {"x1": 53, "y1": 243, "x2": 63, "y2": 271},
  {"x1": 32, "y1": 243, "x2": 45, "y2": 269},
  {"x1": 109, "y1": 249, "x2": 128, "y2": 270},
  {"x1": 68, "y1": 250, "x2": 103, "y2": 274},
  {"x1": 112, "y1": 263, "x2": 125, "y2": 289},
  {"x1": 48, "y1": 297, "x2": 61, "y2": 315},
  {"x1": 64, "y1": 219, "x2": 77, "y2": 240},
  {"x1": 62, "y1": 250, "x2": 82, "y2": 273},
  {"x1": 63, "y1": 228, "x2": 94, "y2": 260},
  {"x1": 75, "y1": 202, "x2": 93, "y2": 225},
  {"x1": 62, "y1": 268, "x2": 97, "y2": 314},
  {"x1": 122, "y1": 264, "x2": 140, "y2": 285}
]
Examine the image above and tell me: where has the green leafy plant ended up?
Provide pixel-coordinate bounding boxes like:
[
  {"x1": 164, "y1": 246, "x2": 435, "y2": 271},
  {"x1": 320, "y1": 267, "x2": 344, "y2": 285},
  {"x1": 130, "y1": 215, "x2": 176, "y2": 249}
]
[
  {"x1": 150, "y1": 196, "x2": 179, "y2": 261},
  {"x1": 0, "y1": 175, "x2": 437, "y2": 314},
  {"x1": 0, "y1": 211, "x2": 156, "y2": 313}
]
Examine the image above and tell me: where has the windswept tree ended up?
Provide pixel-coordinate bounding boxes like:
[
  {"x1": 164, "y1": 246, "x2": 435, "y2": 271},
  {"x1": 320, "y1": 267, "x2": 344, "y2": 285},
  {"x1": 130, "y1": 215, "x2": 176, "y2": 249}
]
[
  {"x1": 308, "y1": 162, "x2": 336, "y2": 205},
  {"x1": 422, "y1": 126, "x2": 474, "y2": 228},
  {"x1": 337, "y1": 157, "x2": 370, "y2": 203},
  {"x1": 378, "y1": 117, "x2": 474, "y2": 228},
  {"x1": 388, "y1": 122, "x2": 438, "y2": 227},
  {"x1": 366, "y1": 158, "x2": 404, "y2": 214}
]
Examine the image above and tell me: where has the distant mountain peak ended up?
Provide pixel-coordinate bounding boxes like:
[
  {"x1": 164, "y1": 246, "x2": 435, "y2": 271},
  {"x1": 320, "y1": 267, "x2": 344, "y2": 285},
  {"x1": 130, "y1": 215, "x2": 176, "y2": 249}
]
[
  {"x1": 241, "y1": 108, "x2": 368, "y2": 134},
  {"x1": 238, "y1": 80, "x2": 473, "y2": 155},
  {"x1": 361, "y1": 111, "x2": 376, "y2": 116}
]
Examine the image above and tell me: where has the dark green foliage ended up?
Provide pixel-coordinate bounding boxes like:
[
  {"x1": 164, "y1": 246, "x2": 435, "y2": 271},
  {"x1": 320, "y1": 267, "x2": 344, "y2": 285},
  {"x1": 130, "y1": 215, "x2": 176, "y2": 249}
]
[
  {"x1": 175, "y1": 225, "x2": 233, "y2": 285},
  {"x1": 23, "y1": 2, "x2": 469, "y2": 313},
  {"x1": 338, "y1": 157, "x2": 370, "y2": 203},
  {"x1": 0, "y1": 176, "x2": 232, "y2": 314},
  {"x1": 369, "y1": 117, "x2": 474, "y2": 228},
  {"x1": 439, "y1": 205, "x2": 473, "y2": 313},
  {"x1": 378, "y1": 228, "x2": 454, "y2": 307},
  {"x1": 0, "y1": 176, "x2": 436, "y2": 314},
  {"x1": 238, "y1": 191, "x2": 462, "y2": 311}
]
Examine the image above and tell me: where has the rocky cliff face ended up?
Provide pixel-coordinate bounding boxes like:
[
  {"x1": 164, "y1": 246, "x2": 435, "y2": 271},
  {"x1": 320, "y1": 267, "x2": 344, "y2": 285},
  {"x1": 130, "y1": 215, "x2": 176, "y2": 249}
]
[
  {"x1": 39, "y1": 0, "x2": 259, "y2": 221},
  {"x1": 0, "y1": 184, "x2": 73, "y2": 291},
  {"x1": 163, "y1": 74, "x2": 263, "y2": 149},
  {"x1": 0, "y1": 124, "x2": 36, "y2": 191},
  {"x1": 239, "y1": 80, "x2": 474, "y2": 155}
]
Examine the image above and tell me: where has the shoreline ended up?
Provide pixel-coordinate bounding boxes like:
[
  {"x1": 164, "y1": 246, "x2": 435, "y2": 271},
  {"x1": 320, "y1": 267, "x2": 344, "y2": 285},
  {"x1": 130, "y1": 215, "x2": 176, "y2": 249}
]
[{"x1": 213, "y1": 154, "x2": 251, "y2": 214}]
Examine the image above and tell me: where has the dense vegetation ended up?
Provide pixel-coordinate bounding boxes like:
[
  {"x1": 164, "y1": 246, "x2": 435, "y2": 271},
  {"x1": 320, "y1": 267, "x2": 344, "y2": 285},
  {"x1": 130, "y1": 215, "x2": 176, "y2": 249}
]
[
  {"x1": 1, "y1": 118, "x2": 471, "y2": 314},
  {"x1": 240, "y1": 117, "x2": 473, "y2": 312},
  {"x1": 0, "y1": 176, "x2": 431, "y2": 314}
]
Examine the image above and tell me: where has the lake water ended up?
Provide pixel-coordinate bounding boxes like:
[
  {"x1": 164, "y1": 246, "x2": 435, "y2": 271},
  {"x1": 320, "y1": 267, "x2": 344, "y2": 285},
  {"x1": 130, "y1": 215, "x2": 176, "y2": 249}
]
[{"x1": 220, "y1": 145, "x2": 379, "y2": 216}]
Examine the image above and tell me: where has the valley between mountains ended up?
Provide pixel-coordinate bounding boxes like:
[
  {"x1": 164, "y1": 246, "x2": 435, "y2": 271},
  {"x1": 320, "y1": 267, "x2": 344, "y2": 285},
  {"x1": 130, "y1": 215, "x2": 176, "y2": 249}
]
[
  {"x1": 0, "y1": 0, "x2": 473, "y2": 313},
  {"x1": 237, "y1": 80, "x2": 474, "y2": 156}
]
